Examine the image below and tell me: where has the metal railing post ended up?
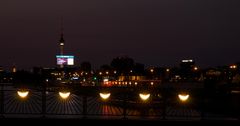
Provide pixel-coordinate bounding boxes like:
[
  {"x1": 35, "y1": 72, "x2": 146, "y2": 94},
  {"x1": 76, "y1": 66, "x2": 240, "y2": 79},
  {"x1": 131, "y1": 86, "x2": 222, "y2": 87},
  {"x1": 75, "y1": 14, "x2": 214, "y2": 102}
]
[
  {"x1": 42, "y1": 82, "x2": 46, "y2": 118},
  {"x1": 201, "y1": 89, "x2": 205, "y2": 120},
  {"x1": 0, "y1": 84, "x2": 4, "y2": 117},
  {"x1": 82, "y1": 95, "x2": 87, "y2": 119},
  {"x1": 162, "y1": 89, "x2": 166, "y2": 120},
  {"x1": 122, "y1": 88, "x2": 128, "y2": 119}
]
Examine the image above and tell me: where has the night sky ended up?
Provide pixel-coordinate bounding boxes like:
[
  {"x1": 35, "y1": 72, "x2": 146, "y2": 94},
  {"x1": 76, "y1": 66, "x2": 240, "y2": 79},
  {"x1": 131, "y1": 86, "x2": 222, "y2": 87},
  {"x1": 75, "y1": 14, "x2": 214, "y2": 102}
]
[{"x1": 1, "y1": 0, "x2": 240, "y2": 70}]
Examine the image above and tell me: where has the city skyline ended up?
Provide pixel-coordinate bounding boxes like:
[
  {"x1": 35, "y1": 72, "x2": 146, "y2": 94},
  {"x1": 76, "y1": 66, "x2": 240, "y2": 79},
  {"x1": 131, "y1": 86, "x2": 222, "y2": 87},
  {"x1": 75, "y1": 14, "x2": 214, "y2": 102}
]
[{"x1": 1, "y1": 0, "x2": 240, "y2": 69}]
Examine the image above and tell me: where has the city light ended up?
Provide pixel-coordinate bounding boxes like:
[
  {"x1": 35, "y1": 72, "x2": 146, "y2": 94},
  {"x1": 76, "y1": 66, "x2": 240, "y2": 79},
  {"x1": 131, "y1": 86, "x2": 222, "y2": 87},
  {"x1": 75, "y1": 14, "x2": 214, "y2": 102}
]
[
  {"x1": 151, "y1": 82, "x2": 154, "y2": 86},
  {"x1": 194, "y1": 66, "x2": 198, "y2": 71},
  {"x1": 150, "y1": 69, "x2": 154, "y2": 73},
  {"x1": 182, "y1": 59, "x2": 193, "y2": 62},
  {"x1": 135, "y1": 82, "x2": 138, "y2": 85},
  {"x1": 103, "y1": 78, "x2": 109, "y2": 82},
  {"x1": 139, "y1": 93, "x2": 150, "y2": 101},
  {"x1": 129, "y1": 82, "x2": 132, "y2": 85},
  {"x1": 166, "y1": 68, "x2": 170, "y2": 72},
  {"x1": 178, "y1": 94, "x2": 189, "y2": 102},
  {"x1": 99, "y1": 92, "x2": 111, "y2": 100},
  {"x1": 59, "y1": 91, "x2": 71, "y2": 99},
  {"x1": 231, "y1": 90, "x2": 240, "y2": 94},
  {"x1": 17, "y1": 90, "x2": 29, "y2": 98},
  {"x1": 230, "y1": 65, "x2": 237, "y2": 69}
]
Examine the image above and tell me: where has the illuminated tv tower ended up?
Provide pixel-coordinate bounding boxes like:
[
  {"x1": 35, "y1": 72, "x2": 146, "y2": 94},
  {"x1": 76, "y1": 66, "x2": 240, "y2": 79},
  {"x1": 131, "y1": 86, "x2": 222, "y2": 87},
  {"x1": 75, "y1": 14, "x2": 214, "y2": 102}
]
[
  {"x1": 59, "y1": 26, "x2": 64, "y2": 55},
  {"x1": 59, "y1": 20, "x2": 65, "y2": 68}
]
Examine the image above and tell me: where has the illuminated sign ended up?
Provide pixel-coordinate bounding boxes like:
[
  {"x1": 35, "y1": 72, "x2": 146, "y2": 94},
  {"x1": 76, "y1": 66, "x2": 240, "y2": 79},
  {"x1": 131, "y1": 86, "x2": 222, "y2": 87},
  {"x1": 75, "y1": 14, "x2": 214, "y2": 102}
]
[
  {"x1": 56, "y1": 55, "x2": 74, "y2": 65},
  {"x1": 182, "y1": 59, "x2": 193, "y2": 63}
]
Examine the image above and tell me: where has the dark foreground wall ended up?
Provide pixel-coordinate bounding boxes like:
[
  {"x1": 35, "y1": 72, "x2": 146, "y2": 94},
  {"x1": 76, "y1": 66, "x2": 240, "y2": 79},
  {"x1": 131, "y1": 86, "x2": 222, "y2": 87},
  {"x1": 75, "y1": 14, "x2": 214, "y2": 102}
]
[{"x1": 0, "y1": 118, "x2": 239, "y2": 126}]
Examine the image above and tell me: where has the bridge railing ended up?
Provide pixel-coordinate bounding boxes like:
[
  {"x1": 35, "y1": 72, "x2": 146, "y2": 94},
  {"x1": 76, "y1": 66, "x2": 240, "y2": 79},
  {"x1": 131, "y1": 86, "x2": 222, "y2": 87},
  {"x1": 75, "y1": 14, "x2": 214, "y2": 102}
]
[{"x1": 0, "y1": 83, "x2": 239, "y2": 120}]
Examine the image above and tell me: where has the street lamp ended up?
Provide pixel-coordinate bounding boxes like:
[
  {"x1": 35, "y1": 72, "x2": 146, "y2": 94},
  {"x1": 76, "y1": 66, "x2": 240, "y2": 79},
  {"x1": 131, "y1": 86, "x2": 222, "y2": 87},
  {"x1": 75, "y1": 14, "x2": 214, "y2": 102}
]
[
  {"x1": 99, "y1": 92, "x2": 111, "y2": 100},
  {"x1": 178, "y1": 94, "x2": 189, "y2": 102},
  {"x1": 139, "y1": 93, "x2": 151, "y2": 101},
  {"x1": 17, "y1": 90, "x2": 29, "y2": 99},
  {"x1": 59, "y1": 91, "x2": 71, "y2": 99}
]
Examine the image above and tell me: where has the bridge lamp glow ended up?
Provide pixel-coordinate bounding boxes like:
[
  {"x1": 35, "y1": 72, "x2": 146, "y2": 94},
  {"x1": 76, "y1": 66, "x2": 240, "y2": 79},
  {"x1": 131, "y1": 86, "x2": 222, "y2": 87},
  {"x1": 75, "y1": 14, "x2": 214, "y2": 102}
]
[
  {"x1": 59, "y1": 92, "x2": 71, "y2": 99},
  {"x1": 17, "y1": 90, "x2": 29, "y2": 98},
  {"x1": 178, "y1": 94, "x2": 189, "y2": 102},
  {"x1": 99, "y1": 92, "x2": 111, "y2": 100},
  {"x1": 139, "y1": 93, "x2": 150, "y2": 101}
]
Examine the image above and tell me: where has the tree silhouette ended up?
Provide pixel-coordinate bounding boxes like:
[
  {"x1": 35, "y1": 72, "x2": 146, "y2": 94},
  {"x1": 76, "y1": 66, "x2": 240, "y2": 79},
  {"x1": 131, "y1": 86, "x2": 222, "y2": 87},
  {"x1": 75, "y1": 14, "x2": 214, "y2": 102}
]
[{"x1": 110, "y1": 56, "x2": 134, "y2": 75}]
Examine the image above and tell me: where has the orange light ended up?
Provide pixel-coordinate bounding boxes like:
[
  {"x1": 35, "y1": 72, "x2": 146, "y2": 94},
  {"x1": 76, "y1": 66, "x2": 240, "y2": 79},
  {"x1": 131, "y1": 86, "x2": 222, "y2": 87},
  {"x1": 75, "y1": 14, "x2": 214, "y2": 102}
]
[
  {"x1": 194, "y1": 67, "x2": 198, "y2": 71},
  {"x1": 59, "y1": 92, "x2": 70, "y2": 99},
  {"x1": 17, "y1": 90, "x2": 29, "y2": 98},
  {"x1": 178, "y1": 94, "x2": 189, "y2": 102},
  {"x1": 230, "y1": 65, "x2": 237, "y2": 69},
  {"x1": 99, "y1": 92, "x2": 111, "y2": 100},
  {"x1": 150, "y1": 82, "x2": 154, "y2": 86},
  {"x1": 139, "y1": 93, "x2": 150, "y2": 101},
  {"x1": 134, "y1": 82, "x2": 138, "y2": 85}
]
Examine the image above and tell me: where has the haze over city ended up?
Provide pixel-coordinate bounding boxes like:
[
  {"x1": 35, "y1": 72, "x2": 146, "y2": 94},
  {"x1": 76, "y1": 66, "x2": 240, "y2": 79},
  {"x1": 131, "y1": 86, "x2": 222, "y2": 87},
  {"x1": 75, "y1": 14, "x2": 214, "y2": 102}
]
[
  {"x1": 1, "y1": 0, "x2": 240, "y2": 69},
  {"x1": 1, "y1": 1, "x2": 240, "y2": 123}
]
